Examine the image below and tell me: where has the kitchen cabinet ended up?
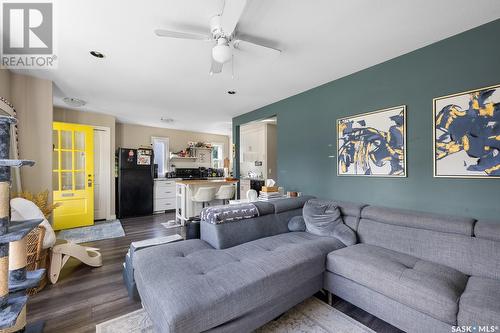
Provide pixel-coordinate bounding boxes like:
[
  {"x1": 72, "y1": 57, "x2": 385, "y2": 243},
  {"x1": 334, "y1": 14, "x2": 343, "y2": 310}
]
[{"x1": 154, "y1": 179, "x2": 177, "y2": 212}]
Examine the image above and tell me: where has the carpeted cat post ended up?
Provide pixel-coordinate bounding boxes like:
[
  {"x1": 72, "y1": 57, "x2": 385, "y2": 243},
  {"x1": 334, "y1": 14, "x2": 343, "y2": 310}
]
[{"x1": 0, "y1": 116, "x2": 44, "y2": 333}]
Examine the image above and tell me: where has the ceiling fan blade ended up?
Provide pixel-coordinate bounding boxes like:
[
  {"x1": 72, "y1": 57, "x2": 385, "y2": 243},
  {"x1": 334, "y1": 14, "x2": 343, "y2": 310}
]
[
  {"x1": 233, "y1": 37, "x2": 281, "y2": 56},
  {"x1": 209, "y1": 59, "x2": 223, "y2": 75},
  {"x1": 220, "y1": 0, "x2": 247, "y2": 36},
  {"x1": 154, "y1": 29, "x2": 211, "y2": 41}
]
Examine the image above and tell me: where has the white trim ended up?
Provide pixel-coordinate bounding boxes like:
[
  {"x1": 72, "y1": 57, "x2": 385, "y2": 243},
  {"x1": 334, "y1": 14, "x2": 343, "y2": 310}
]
[
  {"x1": 93, "y1": 126, "x2": 113, "y2": 220},
  {"x1": 211, "y1": 142, "x2": 224, "y2": 168}
]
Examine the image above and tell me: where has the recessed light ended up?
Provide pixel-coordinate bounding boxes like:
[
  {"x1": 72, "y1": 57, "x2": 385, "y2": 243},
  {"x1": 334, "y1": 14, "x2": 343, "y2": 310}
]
[
  {"x1": 63, "y1": 97, "x2": 86, "y2": 107},
  {"x1": 227, "y1": 90, "x2": 236, "y2": 95},
  {"x1": 90, "y1": 51, "x2": 105, "y2": 58}
]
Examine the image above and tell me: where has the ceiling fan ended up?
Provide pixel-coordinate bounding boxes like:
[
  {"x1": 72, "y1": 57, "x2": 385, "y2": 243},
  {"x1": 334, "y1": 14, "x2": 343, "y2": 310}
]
[{"x1": 154, "y1": 0, "x2": 281, "y2": 75}]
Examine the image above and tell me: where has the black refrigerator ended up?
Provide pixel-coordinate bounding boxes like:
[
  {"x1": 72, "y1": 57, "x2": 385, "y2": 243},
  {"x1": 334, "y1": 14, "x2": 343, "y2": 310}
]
[{"x1": 116, "y1": 148, "x2": 154, "y2": 219}]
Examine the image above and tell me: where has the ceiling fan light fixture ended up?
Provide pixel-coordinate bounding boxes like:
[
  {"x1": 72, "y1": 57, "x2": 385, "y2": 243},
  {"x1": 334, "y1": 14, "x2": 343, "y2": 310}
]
[
  {"x1": 90, "y1": 51, "x2": 105, "y2": 58},
  {"x1": 212, "y1": 38, "x2": 232, "y2": 64}
]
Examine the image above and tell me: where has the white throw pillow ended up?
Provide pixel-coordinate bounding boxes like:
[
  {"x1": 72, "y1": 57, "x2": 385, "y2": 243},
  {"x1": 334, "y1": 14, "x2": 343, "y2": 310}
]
[{"x1": 10, "y1": 197, "x2": 57, "y2": 249}]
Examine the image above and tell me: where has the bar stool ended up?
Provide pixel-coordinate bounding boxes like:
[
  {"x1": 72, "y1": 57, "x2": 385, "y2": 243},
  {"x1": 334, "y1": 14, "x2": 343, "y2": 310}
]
[
  {"x1": 215, "y1": 185, "x2": 235, "y2": 205},
  {"x1": 192, "y1": 187, "x2": 217, "y2": 208}
]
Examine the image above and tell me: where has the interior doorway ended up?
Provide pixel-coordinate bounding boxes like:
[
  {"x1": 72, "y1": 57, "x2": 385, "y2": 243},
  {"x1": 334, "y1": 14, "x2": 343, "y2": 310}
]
[
  {"x1": 93, "y1": 127, "x2": 111, "y2": 221},
  {"x1": 239, "y1": 116, "x2": 277, "y2": 180}
]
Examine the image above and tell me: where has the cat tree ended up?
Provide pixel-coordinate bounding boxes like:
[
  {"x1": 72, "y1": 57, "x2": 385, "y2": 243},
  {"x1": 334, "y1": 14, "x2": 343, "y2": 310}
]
[{"x1": 0, "y1": 115, "x2": 45, "y2": 332}]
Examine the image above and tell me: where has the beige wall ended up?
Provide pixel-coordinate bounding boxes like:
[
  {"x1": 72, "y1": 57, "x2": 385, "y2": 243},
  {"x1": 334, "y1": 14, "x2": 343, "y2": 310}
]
[
  {"x1": 0, "y1": 70, "x2": 11, "y2": 99},
  {"x1": 10, "y1": 72, "x2": 53, "y2": 195},
  {"x1": 54, "y1": 107, "x2": 116, "y2": 216},
  {"x1": 2, "y1": 70, "x2": 232, "y2": 220},
  {"x1": 116, "y1": 123, "x2": 230, "y2": 161}
]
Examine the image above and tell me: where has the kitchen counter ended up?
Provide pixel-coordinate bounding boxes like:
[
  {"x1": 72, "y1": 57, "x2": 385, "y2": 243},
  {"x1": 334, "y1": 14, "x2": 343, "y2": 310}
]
[
  {"x1": 175, "y1": 179, "x2": 239, "y2": 225},
  {"x1": 176, "y1": 179, "x2": 238, "y2": 185}
]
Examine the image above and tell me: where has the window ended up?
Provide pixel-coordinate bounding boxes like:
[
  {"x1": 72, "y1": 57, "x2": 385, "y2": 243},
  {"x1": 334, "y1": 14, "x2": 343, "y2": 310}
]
[
  {"x1": 211, "y1": 143, "x2": 224, "y2": 169},
  {"x1": 152, "y1": 137, "x2": 170, "y2": 177}
]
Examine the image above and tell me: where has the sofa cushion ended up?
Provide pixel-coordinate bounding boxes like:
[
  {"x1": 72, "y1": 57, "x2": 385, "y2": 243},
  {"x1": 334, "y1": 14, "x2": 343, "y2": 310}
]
[
  {"x1": 458, "y1": 276, "x2": 500, "y2": 326},
  {"x1": 327, "y1": 243, "x2": 468, "y2": 324},
  {"x1": 288, "y1": 216, "x2": 306, "y2": 232},
  {"x1": 361, "y1": 205, "x2": 475, "y2": 236},
  {"x1": 253, "y1": 201, "x2": 275, "y2": 215},
  {"x1": 329, "y1": 200, "x2": 367, "y2": 231},
  {"x1": 474, "y1": 220, "x2": 500, "y2": 242},
  {"x1": 332, "y1": 223, "x2": 357, "y2": 246},
  {"x1": 271, "y1": 195, "x2": 314, "y2": 213},
  {"x1": 134, "y1": 233, "x2": 345, "y2": 333}
]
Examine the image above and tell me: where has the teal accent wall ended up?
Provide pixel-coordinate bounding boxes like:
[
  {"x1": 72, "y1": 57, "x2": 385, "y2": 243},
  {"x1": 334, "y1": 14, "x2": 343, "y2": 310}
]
[{"x1": 233, "y1": 19, "x2": 500, "y2": 220}]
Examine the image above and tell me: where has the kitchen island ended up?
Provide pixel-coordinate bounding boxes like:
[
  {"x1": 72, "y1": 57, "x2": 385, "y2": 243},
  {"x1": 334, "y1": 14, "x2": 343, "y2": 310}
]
[{"x1": 175, "y1": 179, "x2": 239, "y2": 225}]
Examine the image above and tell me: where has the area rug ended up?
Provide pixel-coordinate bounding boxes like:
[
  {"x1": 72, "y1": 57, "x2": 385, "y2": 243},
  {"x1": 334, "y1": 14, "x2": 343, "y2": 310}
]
[
  {"x1": 57, "y1": 220, "x2": 125, "y2": 243},
  {"x1": 95, "y1": 297, "x2": 375, "y2": 333}
]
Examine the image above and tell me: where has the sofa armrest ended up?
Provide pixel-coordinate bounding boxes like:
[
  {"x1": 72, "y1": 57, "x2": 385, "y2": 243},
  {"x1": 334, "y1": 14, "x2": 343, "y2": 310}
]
[
  {"x1": 201, "y1": 213, "x2": 287, "y2": 249},
  {"x1": 200, "y1": 197, "x2": 314, "y2": 249}
]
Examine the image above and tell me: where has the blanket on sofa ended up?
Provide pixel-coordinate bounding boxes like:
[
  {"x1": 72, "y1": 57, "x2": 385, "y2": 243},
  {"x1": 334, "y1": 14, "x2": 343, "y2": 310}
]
[{"x1": 201, "y1": 203, "x2": 259, "y2": 224}]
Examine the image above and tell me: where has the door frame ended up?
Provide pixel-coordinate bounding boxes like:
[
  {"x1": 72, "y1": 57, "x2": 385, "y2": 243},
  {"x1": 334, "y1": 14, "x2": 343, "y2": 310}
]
[{"x1": 93, "y1": 126, "x2": 112, "y2": 220}]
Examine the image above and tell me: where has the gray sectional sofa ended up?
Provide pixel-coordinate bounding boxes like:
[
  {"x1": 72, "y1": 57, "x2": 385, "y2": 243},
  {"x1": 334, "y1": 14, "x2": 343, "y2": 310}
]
[{"x1": 133, "y1": 198, "x2": 500, "y2": 333}]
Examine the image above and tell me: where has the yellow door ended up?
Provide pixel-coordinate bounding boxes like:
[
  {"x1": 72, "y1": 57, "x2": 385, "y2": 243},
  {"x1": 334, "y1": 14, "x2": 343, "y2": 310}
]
[{"x1": 52, "y1": 122, "x2": 94, "y2": 230}]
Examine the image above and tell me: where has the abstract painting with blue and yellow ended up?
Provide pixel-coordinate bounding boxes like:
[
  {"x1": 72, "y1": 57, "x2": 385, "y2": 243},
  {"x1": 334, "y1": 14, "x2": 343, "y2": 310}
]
[
  {"x1": 433, "y1": 84, "x2": 500, "y2": 178},
  {"x1": 337, "y1": 106, "x2": 406, "y2": 177}
]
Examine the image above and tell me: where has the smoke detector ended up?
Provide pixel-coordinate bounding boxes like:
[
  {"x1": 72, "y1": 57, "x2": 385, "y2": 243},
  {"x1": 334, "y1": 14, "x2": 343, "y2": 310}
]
[
  {"x1": 161, "y1": 117, "x2": 174, "y2": 123},
  {"x1": 63, "y1": 97, "x2": 86, "y2": 107}
]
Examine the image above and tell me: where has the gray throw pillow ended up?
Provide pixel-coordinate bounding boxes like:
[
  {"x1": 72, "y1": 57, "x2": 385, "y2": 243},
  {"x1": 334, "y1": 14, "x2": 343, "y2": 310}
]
[
  {"x1": 332, "y1": 223, "x2": 357, "y2": 246},
  {"x1": 288, "y1": 216, "x2": 306, "y2": 232},
  {"x1": 303, "y1": 199, "x2": 357, "y2": 246}
]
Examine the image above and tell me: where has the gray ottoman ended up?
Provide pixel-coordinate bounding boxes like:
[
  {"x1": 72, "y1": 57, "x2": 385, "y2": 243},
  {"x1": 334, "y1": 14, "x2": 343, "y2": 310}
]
[{"x1": 133, "y1": 232, "x2": 344, "y2": 333}]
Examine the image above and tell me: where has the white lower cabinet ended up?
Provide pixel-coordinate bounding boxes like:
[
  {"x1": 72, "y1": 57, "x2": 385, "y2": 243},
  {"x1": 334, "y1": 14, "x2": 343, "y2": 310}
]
[{"x1": 154, "y1": 179, "x2": 177, "y2": 212}]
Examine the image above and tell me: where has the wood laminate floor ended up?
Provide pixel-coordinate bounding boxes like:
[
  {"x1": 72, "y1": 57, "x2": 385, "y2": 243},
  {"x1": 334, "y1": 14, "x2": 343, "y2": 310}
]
[{"x1": 27, "y1": 213, "x2": 401, "y2": 333}]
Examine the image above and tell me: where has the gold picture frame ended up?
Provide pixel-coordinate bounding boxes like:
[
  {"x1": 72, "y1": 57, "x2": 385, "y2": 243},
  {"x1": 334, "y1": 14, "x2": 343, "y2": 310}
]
[
  {"x1": 337, "y1": 105, "x2": 407, "y2": 177},
  {"x1": 433, "y1": 83, "x2": 500, "y2": 178}
]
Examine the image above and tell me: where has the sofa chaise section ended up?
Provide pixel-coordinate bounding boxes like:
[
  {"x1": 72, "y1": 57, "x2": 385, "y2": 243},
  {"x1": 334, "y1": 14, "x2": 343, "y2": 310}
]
[
  {"x1": 458, "y1": 276, "x2": 500, "y2": 326},
  {"x1": 327, "y1": 243, "x2": 467, "y2": 324},
  {"x1": 457, "y1": 220, "x2": 500, "y2": 327},
  {"x1": 134, "y1": 232, "x2": 345, "y2": 333},
  {"x1": 325, "y1": 205, "x2": 500, "y2": 332}
]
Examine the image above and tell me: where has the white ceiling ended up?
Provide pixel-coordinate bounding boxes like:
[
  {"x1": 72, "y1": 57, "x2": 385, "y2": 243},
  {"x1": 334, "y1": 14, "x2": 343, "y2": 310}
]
[{"x1": 17, "y1": 0, "x2": 500, "y2": 135}]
